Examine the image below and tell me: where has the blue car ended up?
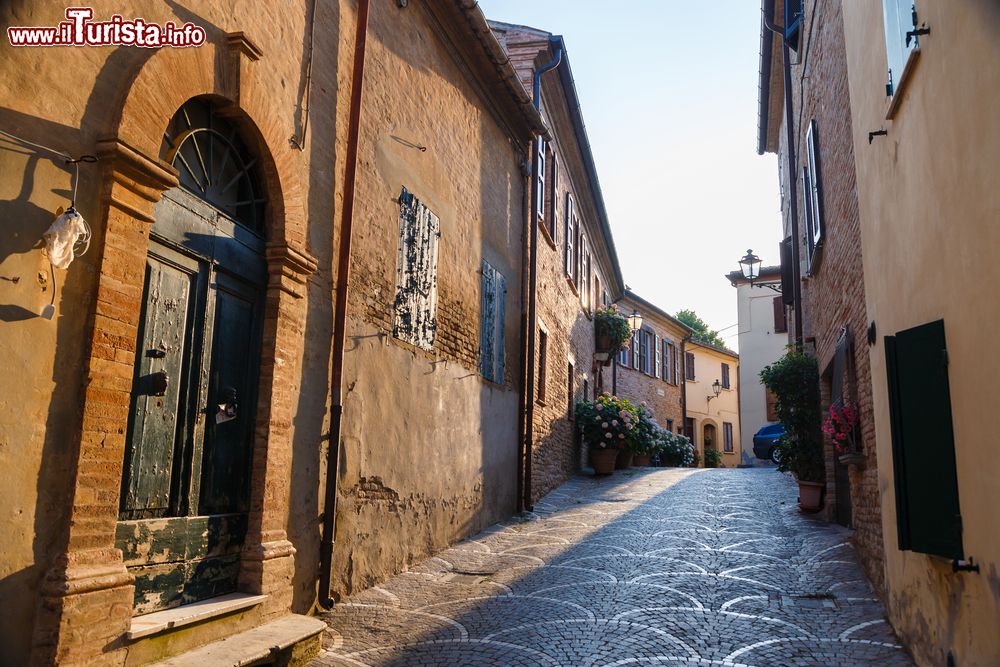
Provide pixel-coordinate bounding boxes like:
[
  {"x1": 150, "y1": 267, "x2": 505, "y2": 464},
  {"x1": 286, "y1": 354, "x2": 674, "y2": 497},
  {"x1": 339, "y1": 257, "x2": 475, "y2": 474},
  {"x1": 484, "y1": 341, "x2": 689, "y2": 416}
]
[{"x1": 752, "y1": 423, "x2": 785, "y2": 464}]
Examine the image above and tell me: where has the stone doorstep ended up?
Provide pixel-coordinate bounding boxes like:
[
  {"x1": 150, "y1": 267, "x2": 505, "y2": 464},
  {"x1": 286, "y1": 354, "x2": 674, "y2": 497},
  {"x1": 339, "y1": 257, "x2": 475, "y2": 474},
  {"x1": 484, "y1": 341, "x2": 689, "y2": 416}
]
[
  {"x1": 147, "y1": 614, "x2": 327, "y2": 667},
  {"x1": 129, "y1": 593, "x2": 269, "y2": 640}
]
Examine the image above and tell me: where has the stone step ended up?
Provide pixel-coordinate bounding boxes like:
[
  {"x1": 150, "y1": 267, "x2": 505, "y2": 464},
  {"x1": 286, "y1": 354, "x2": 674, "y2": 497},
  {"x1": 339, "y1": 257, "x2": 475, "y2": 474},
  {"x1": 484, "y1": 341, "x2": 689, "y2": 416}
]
[{"x1": 148, "y1": 614, "x2": 326, "y2": 667}]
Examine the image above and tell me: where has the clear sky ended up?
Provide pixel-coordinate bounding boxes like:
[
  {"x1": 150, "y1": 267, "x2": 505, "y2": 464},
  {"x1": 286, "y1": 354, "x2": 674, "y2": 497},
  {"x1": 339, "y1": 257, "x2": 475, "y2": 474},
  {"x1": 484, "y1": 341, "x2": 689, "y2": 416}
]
[{"x1": 478, "y1": 1, "x2": 782, "y2": 350}]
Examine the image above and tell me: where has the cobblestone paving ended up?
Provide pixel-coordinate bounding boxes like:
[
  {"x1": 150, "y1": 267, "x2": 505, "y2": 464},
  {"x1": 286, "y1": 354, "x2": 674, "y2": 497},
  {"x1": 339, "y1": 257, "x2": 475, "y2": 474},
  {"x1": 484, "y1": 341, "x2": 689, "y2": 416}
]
[{"x1": 311, "y1": 468, "x2": 913, "y2": 666}]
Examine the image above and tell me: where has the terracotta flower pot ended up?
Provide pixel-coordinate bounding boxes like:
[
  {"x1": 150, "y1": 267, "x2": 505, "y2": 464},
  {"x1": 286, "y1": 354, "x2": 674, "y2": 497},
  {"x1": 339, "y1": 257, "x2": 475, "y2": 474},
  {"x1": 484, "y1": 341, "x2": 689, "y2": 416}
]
[
  {"x1": 615, "y1": 449, "x2": 633, "y2": 470},
  {"x1": 633, "y1": 454, "x2": 651, "y2": 467},
  {"x1": 798, "y1": 480, "x2": 825, "y2": 512},
  {"x1": 596, "y1": 334, "x2": 612, "y2": 353},
  {"x1": 590, "y1": 447, "x2": 618, "y2": 475}
]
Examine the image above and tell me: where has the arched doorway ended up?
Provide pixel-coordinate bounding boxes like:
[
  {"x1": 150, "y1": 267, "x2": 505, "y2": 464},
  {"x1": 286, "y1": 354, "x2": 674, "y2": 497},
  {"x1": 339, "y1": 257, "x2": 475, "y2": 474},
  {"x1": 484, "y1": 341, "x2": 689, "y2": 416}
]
[
  {"x1": 116, "y1": 97, "x2": 267, "y2": 615},
  {"x1": 703, "y1": 423, "x2": 718, "y2": 467}
]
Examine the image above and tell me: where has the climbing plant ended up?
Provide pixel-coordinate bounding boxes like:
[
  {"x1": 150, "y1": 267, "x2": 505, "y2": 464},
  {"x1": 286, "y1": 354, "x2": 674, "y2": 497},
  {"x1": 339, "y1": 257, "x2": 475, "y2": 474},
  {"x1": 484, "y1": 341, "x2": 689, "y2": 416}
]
[{"x1": 759, "y1": 348, "x2": 825, "y2": 483}]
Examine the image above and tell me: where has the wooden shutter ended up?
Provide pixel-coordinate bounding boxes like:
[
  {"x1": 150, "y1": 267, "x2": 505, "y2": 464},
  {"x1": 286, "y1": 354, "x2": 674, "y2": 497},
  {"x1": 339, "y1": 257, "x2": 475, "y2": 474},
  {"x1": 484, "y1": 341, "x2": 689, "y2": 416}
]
[
  {"x1": 806, "y1": 120, "x2": 824, "y2": 257},
  {"x1": 802, "y1": 166, "x2": 816, "y2": 259},
  {"x1": 393, "y1": 187, "x2": 440, "y2": 350},
  {"x1": 780, "y1": 236, "x2": 794, "y2": 305},
  {"x1": 885, "y1": 319, "x2": 963, "y2": 559},
  {"x1": 722, "y1": 363, "x2": 730, "y2": 389},
  {"x1": 685, "y1": 352, "x2": 696, "y2": 381},
  {"x1": 535, "y1": 137, "x2": 545, "y2": 222},
  {"x1": 549, "y1": 151, "x2": 558, "y2": 240},
  {"x1": 723, "y1": 423, "x2": 734, "y2": 452},
  {"x1": 639, "y1": 331, "x2": 648, "y2": 373},
  {"x1": 564, "y1": 194, "x2": 574, "y2": 277},
  {"x1": 632, "y1": 331, "x2": 640, "y2": 369},
  {"x1": 673, "y1": 344, "x2": 679, "y2": 384},
  {"x1": 773, "y1": 295, "x2": 787, "y2": 333},
  {"x1": 479, "y1": 260, "x2": 506, "y2": 383},
  {"x1": 567, "y1": 361, "x2": 575, "y2": 419},
  {"x1": 654, "y1": 334, "x2": 661, "y2": 378},
  {"x1": 537, "y1": 329, "x2": 548, "y2": 402}
]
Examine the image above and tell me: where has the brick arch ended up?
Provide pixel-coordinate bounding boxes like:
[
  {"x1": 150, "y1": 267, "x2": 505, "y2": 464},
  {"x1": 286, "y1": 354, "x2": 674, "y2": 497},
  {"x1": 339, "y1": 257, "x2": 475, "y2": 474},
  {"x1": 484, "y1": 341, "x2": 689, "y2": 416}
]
[
  {"x1": 112, "y1": 39, "x2": 306, "y2": 251},
  {"x1": 31, "y1": 34, "x2": 317, "y2": 666}
]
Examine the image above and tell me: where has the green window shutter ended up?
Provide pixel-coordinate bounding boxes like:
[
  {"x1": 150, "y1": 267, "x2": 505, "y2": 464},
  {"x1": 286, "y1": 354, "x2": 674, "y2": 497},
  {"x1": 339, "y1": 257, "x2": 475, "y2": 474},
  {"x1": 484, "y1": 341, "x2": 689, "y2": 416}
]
[{"x1": 884, "y1": 319, "x2": 963, "y2": 559}]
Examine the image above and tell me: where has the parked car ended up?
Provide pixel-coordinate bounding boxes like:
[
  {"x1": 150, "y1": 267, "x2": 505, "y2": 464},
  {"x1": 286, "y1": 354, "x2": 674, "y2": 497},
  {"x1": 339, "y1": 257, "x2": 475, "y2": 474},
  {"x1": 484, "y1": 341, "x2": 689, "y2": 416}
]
[{"x1": 752, "y1": 423, "x2": 785, "y2": 464}]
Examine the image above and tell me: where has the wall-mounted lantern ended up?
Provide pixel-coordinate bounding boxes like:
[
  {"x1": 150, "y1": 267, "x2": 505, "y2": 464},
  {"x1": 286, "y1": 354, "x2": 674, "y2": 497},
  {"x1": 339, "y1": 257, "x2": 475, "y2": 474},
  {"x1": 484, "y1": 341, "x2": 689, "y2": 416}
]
[{"x1": 707, "y1": 379, "x2": 722, "y2": 405}]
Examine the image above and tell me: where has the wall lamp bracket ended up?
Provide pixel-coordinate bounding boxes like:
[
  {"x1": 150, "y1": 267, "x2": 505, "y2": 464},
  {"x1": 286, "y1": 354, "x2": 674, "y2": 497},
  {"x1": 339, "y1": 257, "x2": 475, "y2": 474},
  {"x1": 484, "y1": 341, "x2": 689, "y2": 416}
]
[{"x1": 868, "y1": 129, "x2": 888, "y2": 144}]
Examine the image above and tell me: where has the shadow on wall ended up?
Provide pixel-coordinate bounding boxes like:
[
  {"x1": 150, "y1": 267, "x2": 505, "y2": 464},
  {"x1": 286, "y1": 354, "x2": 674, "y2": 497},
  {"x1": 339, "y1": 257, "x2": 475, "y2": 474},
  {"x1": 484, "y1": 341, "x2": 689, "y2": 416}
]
[
  {"x1": 289, "y1": 0, "x2": 340, "y2": 614},
  {"x1": 0, "y1": 108, "x2": 109, "y2": 663}
]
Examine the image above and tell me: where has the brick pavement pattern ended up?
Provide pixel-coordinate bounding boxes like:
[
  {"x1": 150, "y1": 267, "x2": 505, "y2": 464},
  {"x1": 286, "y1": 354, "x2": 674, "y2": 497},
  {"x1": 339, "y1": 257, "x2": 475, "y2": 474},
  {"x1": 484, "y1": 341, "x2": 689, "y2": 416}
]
[{"x1": 310, "y1": 468, "x2": 913, "y2": 666}]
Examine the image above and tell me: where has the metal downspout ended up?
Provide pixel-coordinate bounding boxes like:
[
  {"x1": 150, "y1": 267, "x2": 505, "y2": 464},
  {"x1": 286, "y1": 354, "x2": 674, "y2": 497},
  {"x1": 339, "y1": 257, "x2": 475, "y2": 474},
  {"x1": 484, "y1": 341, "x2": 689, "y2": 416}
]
[
  {"x1": 319, "y1": 0, "x2": 371, "y2": 609},
  {"x1": 522, "y1": 46, "x2": 562, "y2": 513}
]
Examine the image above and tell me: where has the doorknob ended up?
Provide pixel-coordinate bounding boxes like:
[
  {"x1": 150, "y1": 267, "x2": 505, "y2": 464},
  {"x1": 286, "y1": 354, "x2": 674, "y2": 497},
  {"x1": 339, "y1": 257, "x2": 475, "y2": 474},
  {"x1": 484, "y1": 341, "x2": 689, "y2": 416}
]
[{"x1": 144, "y1": 370, "x2": 169, "y2": 396}]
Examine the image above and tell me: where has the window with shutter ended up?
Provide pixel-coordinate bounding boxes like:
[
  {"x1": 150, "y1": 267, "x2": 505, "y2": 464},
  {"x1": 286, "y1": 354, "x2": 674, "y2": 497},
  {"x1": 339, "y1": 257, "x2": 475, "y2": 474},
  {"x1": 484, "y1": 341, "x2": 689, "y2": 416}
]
[
  {"x1": 479, "y1": 260, "x2": 506, "y2": 384},
  {"x1": 665, "y1": 419, "x2": 674, "y2": 432},
  {"x1": 535, "y1": 137, "x2": 546, "y2": 224},
  {"x1": 537, "y1": 328, "x2": 548, "y2": 402},
  {"x1": 638, "y1": 330, "x2": 648, "y2": 374},
  {"x1": 654, "y1": 334, "x2": 661, "y2": 378},
  {"x1": 805, "y1": 120, "x2": 824, "y2": 266},
  {"x1": 785, "y1": 0, "x2": 802, "y2": 50},
  {"x1": 672, "y1": 343, "x2": 679, "y2": 384},
  {"x1": 632, "y1": 331, "x2": 640, "y2": 370},
  {"x1": 773, "y1": 295, "x2": 788, "y2": 333},
  {"x1": 722, "y1": 363, "x2": 730, "y2": 389},
  {"x1": 567, "y1": 361, "x2": 575, "y2": 419},
  {"x1": 723, "y1": 423, "x2": 734, "y2": 452},
  {"x1": 548, "y1": 150, "x2": 558, "y2": 240},
  {"x1": 882, "y1": 0, "x2": 920, "y2": 96},
  {"x1": 578, "y1": 234, "x2": 588, "y2": 299},
  {"x1": 393, "y1": 187, "x2": 440, "y2": 350},
  {"x1": 661, "y1": 339, "x2": 670, "y2": 382},
  {"x1": 685, "y1": 352, "x2": 696, "y2": 381},
  {"x1": 564, "y1": 194, "x2": 574, "y2": 278},
  {"x1": 885, "y1": 319, "x2": 963, "y2": 559}
]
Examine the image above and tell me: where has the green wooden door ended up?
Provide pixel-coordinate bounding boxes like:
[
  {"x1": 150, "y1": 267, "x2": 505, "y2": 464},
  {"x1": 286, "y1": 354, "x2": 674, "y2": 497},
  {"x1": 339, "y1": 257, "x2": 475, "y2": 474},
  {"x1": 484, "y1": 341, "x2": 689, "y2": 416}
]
[{"x1": 117, "y1": 187, "x2": 265, "y2": 615}]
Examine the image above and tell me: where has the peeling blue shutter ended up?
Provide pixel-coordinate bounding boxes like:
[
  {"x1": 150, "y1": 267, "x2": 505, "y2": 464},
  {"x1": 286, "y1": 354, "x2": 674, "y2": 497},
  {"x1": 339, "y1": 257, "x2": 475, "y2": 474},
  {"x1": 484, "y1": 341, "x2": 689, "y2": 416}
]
[
  {"x1": 479, "y1": 260, "x2": 505, "y2": 384},
  {"x1": 393, "y1": 187, "x2": 440, "y2": 350}
]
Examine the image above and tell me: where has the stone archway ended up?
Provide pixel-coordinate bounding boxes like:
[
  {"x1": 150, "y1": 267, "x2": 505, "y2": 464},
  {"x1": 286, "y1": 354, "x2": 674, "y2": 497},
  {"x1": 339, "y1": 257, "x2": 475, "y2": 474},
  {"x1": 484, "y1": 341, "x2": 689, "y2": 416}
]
[{"x1": 31, "y1": 34, "x2": 316, "y2": 666}]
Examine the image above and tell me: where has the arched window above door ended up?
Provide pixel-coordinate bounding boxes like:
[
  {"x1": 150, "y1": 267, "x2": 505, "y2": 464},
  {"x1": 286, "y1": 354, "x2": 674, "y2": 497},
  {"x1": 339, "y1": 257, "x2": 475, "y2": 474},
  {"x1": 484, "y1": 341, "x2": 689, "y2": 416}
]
[{"x1": 160, "y1": 98, "x2": 266, "y2": 232}]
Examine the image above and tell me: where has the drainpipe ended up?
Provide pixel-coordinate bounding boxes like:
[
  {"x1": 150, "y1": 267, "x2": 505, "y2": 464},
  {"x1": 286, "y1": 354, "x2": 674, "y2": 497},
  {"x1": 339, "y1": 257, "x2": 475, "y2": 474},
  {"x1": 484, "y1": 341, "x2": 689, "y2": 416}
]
[
  {"x1": 319, "y1": 0, "x2": 370, "y2": 609},
  {"x1": 762, "y1": 4, "x2": 804, "y2": 348},
  {"x1": 520, "y1": 46, "x2": 562, "y2": 513}
]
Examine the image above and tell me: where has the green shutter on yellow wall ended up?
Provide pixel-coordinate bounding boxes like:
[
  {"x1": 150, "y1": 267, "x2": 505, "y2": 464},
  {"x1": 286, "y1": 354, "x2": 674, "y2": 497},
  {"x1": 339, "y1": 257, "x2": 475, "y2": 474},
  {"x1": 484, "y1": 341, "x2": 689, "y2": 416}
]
[{"x1": 885, "y1": 319, "x2": 963, "y2": 559}]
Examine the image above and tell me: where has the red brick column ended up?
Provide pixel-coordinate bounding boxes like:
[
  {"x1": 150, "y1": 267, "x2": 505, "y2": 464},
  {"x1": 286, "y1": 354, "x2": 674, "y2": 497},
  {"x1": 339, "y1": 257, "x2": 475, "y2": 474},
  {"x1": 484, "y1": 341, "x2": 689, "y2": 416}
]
[{"x1": 31, "y1": 140, "x2": 179, "y2": 667}]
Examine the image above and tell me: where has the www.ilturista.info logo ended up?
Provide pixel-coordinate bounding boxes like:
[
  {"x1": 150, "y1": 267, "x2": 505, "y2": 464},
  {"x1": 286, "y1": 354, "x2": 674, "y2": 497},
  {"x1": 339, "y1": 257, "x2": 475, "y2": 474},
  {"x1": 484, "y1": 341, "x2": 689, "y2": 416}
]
[{"x1": 7, "y1": 7, "x2": 206, "y2": 47}]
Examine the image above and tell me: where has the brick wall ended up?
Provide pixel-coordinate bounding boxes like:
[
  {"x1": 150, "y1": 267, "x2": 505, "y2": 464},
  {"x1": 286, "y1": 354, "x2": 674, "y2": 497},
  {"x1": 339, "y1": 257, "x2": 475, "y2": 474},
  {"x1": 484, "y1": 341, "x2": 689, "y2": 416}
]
[{"x1": 774, "y1": 0, "x2": 886, "y2": 596}]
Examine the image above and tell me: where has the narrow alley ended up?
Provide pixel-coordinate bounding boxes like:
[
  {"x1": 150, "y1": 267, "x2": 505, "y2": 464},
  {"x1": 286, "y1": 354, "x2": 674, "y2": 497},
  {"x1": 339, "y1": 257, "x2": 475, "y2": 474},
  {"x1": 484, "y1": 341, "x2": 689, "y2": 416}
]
[{"x1": 311, "y1": 469, "x2": 912, "y2": 667}]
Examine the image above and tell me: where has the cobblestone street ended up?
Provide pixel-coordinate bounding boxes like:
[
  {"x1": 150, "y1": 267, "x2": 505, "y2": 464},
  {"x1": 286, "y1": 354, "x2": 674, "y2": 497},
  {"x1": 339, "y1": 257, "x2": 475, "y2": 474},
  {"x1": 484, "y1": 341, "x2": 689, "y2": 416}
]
[{"x1": 311, "y1": 468, "x2": 912, "y2": 666}]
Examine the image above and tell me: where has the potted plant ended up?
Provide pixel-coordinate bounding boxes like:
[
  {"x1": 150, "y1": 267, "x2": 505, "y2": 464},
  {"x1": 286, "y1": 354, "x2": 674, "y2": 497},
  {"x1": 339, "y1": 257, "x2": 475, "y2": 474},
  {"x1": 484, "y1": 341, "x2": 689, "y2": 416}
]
[
  {"x1": 575, "y1": 393, "x2": 639, "y2": 475},
  {"x1": 761, "y1": 349, "x2": 826, "y2": 511},
  {"x1": 823, "y1": 403, "x2": 864, "y2": 466},
  {"x1": 703, "y1": 447, "x2": 722, "y2": 468},
  {"x1": 594, "y1": 305, "x2": 631, "y2": 355},
  {"x1": 630, "y1": 404, "x2": 661, "y2": 466}
]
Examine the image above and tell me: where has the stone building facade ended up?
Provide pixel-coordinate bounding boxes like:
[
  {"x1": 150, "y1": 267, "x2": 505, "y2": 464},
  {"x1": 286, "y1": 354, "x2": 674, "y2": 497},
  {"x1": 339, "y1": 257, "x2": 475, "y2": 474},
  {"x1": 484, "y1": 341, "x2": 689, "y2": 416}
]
[
  {"x1": 757, "y1": 0, "x2": 886, "y2": 596},
  {"x1": 725, "y1": 266, "x2": 786, "y2": 466},
  {"x1": 0, "y1": 1, "x2": 541, "y2": 664},
  {"x1": 613, "y1": 290, "x2": 691, "y2": 436},
  {"x1": 490, "y1": 21, "x2": 625, "y2": 504}
]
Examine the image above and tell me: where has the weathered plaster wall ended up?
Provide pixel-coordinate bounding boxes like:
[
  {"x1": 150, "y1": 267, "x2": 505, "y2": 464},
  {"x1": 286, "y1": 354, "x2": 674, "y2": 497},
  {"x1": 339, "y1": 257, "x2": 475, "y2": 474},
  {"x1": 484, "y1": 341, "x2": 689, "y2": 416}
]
[
  {"x1": 327, "y1": 0, "x2": 526, "y2": 597},
  {"x1": 685, "y1": 344, "x2": 740, "y2": 467},
  {"x1": 732, "y1": 279, "x2": 786, "y2": 466},
  {"x1": 841, "y1": 1, "x2": 1000, "y2": 664}
]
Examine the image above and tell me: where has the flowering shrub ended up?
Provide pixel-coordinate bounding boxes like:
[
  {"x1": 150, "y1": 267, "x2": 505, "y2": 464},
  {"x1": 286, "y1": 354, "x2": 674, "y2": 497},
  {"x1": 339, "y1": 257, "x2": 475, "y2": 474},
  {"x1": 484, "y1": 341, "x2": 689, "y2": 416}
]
[
  {"x1": 630, "y1": 403, "x2": 663, "y2": 455},
  {"x1": 594, "y1": 305, "x2": 632, "y2": 353},
  {"x1": 658, "y1": 431, "x2": 694, "y2": 467},
  {"x1": 575, "y1": 393, "x2": 640, "y2": 449},
  {"x1": 822, "y1": 403, "x2": 858, "y2": 455}
]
